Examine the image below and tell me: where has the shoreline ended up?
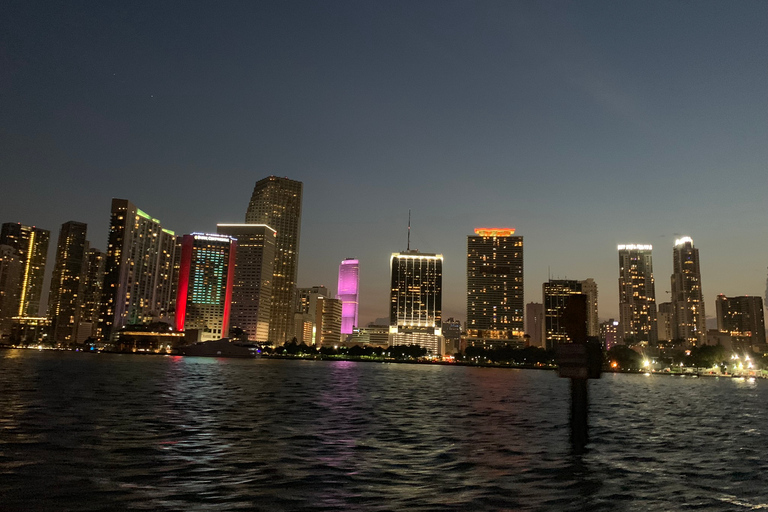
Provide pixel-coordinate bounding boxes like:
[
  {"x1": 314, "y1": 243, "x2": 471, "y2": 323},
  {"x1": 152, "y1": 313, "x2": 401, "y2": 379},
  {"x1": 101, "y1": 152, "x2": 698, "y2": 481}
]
[{"x1": 2, "y1": 346, "x2": 764, "y2": 378}]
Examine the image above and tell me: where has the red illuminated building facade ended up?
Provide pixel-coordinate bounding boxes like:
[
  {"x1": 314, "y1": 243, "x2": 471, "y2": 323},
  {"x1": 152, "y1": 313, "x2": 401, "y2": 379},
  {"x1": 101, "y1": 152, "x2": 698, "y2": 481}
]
[{"x1": 175, "y1": 233, "x2": 236, "y2": 342}]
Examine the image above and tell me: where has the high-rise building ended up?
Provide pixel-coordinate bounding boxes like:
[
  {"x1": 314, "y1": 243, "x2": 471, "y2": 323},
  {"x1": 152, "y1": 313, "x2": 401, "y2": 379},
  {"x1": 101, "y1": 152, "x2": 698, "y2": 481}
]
[
  {"x1": 671, "y1": 237, "x2": 705, "y2": 346},
  {"x1": 217, "y1": 224, "x2": 276, "y2": 341},
  {"x1": 580, "y1": 278, "x2": 599, "y2": 337},
  {"x1": 48, "y1": 221, "x2": 89, "y2": 345},
  {"x1": 245, "y1": 176, "x2": 303, "y2": 344},
  {"x1": 543, "y1": 279, "x2": 583, "y2": 350},
  {"x1": 657, "y1": 302, "x2": 674, "y2": 342},
  {"x1": 467, "y1": 228, "x2": 524, "y2": 337},
  {"x1": 716, "y1": 295, "x2": 766, "y2": 347},
  {"x1": 99, "y1": 199, "x2": 177, "y2": 339},
  {"x1": 390, "y1": 251, "x2": 443, "y2": 334},
  {"x1": 337, "y1": 258, "x2": 359, "y2": 335},
  {"x1": 389, "y1": 250, "x2": 444, "y2": 354},
  {"x1": 76, "y1": 248, "x2": 105, "y2": 343},
  {"x1": 525, "y1": 302, "x2": 544, "y2": 348},
  {"x1": 315, "y1": 296, "x2": 342, "y2": 347},
  {"x1": 0, "y1": 245, "x2": 22, "y2": 338},
  {"x1": 0, "y1": 223, "x2": 50, "y2": 318},
  {"x1": 175, "y1": 233, "x2": 236, "y2": 342},
  {"x1": 618, "y1": 244, "x2": 657, "y2": 345},
  {"x1": 600, "y1": 319, "x2": 619, "y2": 351},
  {"x1": 294, "y1": 286, "x2": 330, "y2": 345}
]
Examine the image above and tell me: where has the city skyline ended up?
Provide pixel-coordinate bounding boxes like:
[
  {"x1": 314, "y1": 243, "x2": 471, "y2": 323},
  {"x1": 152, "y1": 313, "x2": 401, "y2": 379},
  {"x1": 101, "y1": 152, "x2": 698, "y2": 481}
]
[{"x1": 1, "y1": 1, "x2": 766, "y2": 325}]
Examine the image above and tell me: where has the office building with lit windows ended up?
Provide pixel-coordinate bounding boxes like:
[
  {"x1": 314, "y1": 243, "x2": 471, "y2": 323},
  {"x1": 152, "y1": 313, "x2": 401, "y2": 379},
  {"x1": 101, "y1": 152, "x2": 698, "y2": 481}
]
[
  {"x1": 245, "y1": 176, "x2": 303, "y2": 344},
  {"x1": 580, "y1": 278, "x2": 599, "y2": 338},
  {"x1": 618, "y1": 244, "x2": 657, "y2": 345},
  {"x1": 175, "y1": 233, "x2": 236, "y2": 342},
  {"x1": 217, "y1": 224, "x2": 275, "y2": 341},
  {"x1": 716, "y1": 295, "x2": 766, "y2": 347},
  {"x1": 543, "y1": 279, "x2": 583, "y2": 350},
  {"x1": 99, "y1": 199, "x2": 177, "y2": 339},
  {"x1": 389, "y1": 250, "x2": 444, "y2": 355},
  {"x1": 76, "y1": 248, "x2": 105, "y2": 343},
  {"x1": 294, "y1": 286, "x2": 330, "y2": 345},
  {"x1": 48, "y1": 221, "x2": 89, "y2": 345},
  {"x1": 337, "y1": 258, "x2": 359, "y2": 335},
  {"x1": 467, "y1": 228, "x2": 524, "y2": 338},
  {"x1": 0, "y1": 245, "x2": 22, "y2": 338},
  {"x1": 671, "y1": 237, "x2": 705, "y2": 346},
  {"x1": 0, "y1": 223, "x2": 50, "y2": 318}
]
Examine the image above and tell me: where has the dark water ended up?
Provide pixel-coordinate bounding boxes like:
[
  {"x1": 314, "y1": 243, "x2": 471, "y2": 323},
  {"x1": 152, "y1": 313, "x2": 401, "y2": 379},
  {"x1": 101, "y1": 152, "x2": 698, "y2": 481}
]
[{"x1": 2, "y1": 351, "x2": 768, "y2": 511}]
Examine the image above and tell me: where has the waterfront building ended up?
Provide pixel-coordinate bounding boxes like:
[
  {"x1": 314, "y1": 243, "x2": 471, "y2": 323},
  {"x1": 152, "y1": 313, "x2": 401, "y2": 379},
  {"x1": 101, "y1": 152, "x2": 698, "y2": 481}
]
[
  {"x1": 657, "y1": 302, "x2": 674, "y2": 342},
  {"x1": 715, "y1": 295, "x2": 766, "y2": 348},
  {"x1": 0, "y1": 245, "x2": 22, "y2": 339},
  {"x1": 346, "y1": 324, "x2": 390, "y2": 347},
  {"x1": 175, "y1": 233, "x2": 236, "y2": 342},
  {"x1": 580, "y1": 278, "x2": 599, "y2": 337},
  {"x1": 670, "y1": 237, "x2": 705, "y2": 346},
  {"x1": 525, "y1": 302, "x2": 544, "y2": 348},
  {"x1": 316, "y1": 296, "x2": 343, "y2": 347},
  {"x1": 48, "y1": 221, "x2": 89, "y2": 345},
  {"x1": 617, "y1": 244, "x2": 657, "y2": 345},
  {"x1": 0, "y1": 223, "x2": 50, "y2": 318},
  {"x1": 294, "y1": 286, "x2": 330, "y2": 345},
  {"x1": 99, "y1": 199, "x2": 177, "y2": 339},
  {"x1": 466, "y1": 228, "x2": 524, "y2": 337},
  {"x1": 441, "y1": 317, "x2": 462, "y2": 354},
  {"x1": 245, "y1": 176, "x2": 303, "y2": 344},
  {"x1": 599, "y1": 319, "x2": 619, "y2": 351},
  {"x1": 389, "y1": 250, "x2": 444, "y2": 355},
  {"x1": 542, "y1": 279, "x2": 583, "y2": 350},
  {"x1": 76, "y1": 248, "x2": 105, "y2": 343},
  {"x1": 9, "y1": 316, "x2": 50, "y2": 346},
  {"x1": 217, "y1": 224, "x2": 276, "y2": 341},
  {"x1": 337, "y1": 258, "x2": 360, "y2": 335}
]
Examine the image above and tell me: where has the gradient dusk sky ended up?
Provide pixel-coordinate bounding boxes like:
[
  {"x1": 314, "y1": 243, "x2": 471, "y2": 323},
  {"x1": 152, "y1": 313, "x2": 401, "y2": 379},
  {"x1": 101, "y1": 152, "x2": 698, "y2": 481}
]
[{"x1": 1, "y1": 1, "x2": 766, "y2": 325}]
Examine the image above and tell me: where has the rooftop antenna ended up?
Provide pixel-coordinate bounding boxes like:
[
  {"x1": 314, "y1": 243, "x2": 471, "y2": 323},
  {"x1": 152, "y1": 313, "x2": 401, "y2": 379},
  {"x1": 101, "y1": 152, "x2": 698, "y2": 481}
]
[{"x1": 407, "y1": 209, "x2": 411, "y2": 251}]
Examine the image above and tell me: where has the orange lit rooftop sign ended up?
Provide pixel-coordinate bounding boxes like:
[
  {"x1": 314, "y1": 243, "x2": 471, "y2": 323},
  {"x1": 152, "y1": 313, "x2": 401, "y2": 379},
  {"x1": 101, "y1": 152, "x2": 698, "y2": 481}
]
[{"x1": 474, "y1": 228, "x2": 516, "y2": 237}]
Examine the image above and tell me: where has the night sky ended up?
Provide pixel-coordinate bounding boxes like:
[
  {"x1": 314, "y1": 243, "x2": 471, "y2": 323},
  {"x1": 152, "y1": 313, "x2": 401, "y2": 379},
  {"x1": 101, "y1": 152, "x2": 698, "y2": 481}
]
[{"x1": 2, "y1": 1, "x2": 766, "y2": 324}]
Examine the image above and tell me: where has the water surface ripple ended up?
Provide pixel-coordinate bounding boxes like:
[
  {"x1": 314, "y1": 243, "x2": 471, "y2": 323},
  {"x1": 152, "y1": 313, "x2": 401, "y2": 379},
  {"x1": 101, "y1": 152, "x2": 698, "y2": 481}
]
[{"x1": 1, "y1": 351, "x2": 767, "y2": 511}]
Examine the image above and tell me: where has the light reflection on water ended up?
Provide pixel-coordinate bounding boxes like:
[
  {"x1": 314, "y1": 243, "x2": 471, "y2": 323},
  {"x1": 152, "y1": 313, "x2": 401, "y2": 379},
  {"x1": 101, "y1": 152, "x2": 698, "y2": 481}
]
[{"x1": 2, "y1": 351, "x2": 768, "y2": 511}]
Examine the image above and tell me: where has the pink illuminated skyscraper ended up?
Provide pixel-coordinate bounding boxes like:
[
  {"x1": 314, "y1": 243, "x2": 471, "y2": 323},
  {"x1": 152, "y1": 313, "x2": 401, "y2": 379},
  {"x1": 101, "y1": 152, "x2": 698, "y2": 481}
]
[{"x1": 337, "y1": 258, "x2": 359, "y2": 335}]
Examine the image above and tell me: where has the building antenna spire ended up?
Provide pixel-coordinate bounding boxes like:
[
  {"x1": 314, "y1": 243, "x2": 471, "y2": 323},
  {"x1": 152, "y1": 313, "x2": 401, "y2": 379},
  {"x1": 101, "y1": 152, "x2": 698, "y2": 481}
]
[{"x1": 407, "y1": 209, "x2": 411, "y2": 251}]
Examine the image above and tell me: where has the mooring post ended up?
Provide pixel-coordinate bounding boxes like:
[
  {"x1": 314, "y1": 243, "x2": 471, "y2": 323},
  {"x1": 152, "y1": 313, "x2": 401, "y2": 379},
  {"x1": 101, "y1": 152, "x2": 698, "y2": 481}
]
[
  {"x1": 570, "y1": 377, "x2": 589, "y2": 453},
  {"x1": 556, "y1": 294, "x2": 601, "y2": 454}
]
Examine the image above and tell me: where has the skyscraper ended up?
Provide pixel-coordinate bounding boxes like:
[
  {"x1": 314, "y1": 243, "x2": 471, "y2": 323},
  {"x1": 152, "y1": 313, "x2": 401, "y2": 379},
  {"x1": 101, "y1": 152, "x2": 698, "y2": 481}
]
[
  {"x1": 100, "y1": 199, "x2": 177, "y2": 339},
  {"x1": 389, "y1": 250, "x2": 444, "y2": 354},
  {"x1": 542, "y1": 279, "x2": 583, "y2": 350},
  {"x1": 245, "y1": 176, "x2": 303, "y2": 344},
  {"x1": 671, "y1": 236, "x2": 705, "y2": 346},
  {"x1": 716, "y1": 295, "x2": 766, "y2": 347},
  {"x1": 337, "y1": 258, "x2": 359, "y2": 335},
  {"x1": 0, "y1": 245, "x2": 22, "y2": 338},
  {"x1": 580, "y1": 278, "x2": 599, "y2": 338},
  {"x1": 0, "y1": 223, "x2": 50, "y2": 318},
  {"x1": 294, "y1": 286, "x2": 330, "y2": 345},
  {"x1": 48, "y1": 221, "x2": 89, "y2": 345},
  {"x1": 657, "y1": 302, "x2": 674, "y2": 342},
  {"x1": 77, "y1": 248, "x2": 105, "y2": 343},
  {"x1": 618, "y1": 244, "x2": 657, "y2": 345},
  {"x1": 315, "y1": 296, "x2": 343, "y2": 347},
  {"x1": 466, "y1": 228, "x2": 524, "y2": 337},
  {"x1": 175, "y1": 233, "x2": 236, "y2": 342},
  {"x1": 217, "y1": 224, "x2": 276, "y2": 341},
  {"x1": 525, "y1": 302, "x2": 544, "y2": 348}
]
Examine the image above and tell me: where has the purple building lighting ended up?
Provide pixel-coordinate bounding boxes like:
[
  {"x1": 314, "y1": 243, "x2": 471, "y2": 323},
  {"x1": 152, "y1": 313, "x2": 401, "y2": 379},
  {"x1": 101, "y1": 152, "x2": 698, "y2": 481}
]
[{"x1": 337, "y1": 258, "x2": 359, "y2": 335}]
